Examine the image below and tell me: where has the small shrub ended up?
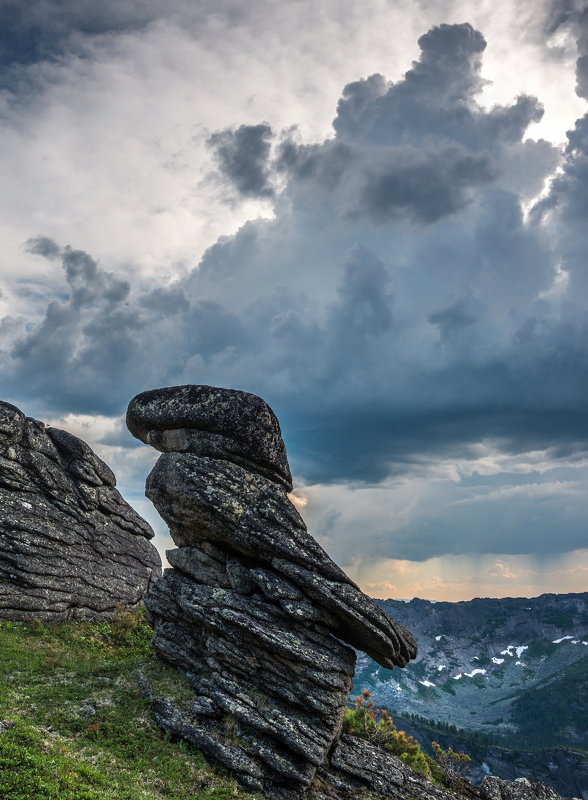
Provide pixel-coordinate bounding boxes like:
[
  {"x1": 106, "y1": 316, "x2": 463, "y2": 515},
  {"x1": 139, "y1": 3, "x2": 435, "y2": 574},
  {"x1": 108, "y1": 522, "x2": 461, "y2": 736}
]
[
  {"x1": 431, "y1": 740, "x2": 471, "y2": 789},
  {"x1": 109, "y1": 606, "x2": 151, "y2": 648},
  {"x1": 343, "y1": 690, "x2": 433, "y2": 779}
]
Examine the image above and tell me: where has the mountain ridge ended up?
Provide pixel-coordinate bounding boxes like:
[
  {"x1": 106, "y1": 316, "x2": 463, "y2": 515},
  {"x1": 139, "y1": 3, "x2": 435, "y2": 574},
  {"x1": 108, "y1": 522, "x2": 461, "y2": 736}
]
[{"x1": 352, "y1": 591, "x2": 588, "y2": 798}]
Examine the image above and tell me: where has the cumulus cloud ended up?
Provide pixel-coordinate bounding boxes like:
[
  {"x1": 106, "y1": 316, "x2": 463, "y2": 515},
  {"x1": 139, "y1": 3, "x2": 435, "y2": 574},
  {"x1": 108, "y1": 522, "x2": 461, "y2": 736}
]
[
  {"x1": 3, "y1": 17, "x2": 588, "y2": 570},
  {"x1": 25, "y1": 236, "x2": 62, "y2": 260},
  {"x1": 6, "y1": 241, "x2": 193, "y2": 413},
  {"x1": 3, "y1": 24, "x2": 581, "y2": 470},
  {"x1": 207, "y1": 123, "x2": 275, "y2": 199}
]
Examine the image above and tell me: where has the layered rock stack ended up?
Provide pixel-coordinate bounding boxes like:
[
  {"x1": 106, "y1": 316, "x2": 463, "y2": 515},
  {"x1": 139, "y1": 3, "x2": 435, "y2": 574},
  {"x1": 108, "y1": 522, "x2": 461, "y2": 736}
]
[
  {"x1": 127, "y1": 385, "x2": 417, "y2": 799},
  {"x1": 0, "y1": 401, "x2": 161, "y2": 622}
]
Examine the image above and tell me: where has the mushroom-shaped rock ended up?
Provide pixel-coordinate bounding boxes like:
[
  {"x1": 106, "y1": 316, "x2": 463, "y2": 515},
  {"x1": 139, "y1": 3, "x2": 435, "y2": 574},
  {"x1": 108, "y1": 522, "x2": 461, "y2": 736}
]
[
  {"x1": 128, "y1": 385, "x2": 417, "y2": 799},
  {"x1": 127, "y1": 384, "x2": 292, "y2": 489},
  {"x1": 0, "y1": 401, "x2": 161, "y2": 622}
]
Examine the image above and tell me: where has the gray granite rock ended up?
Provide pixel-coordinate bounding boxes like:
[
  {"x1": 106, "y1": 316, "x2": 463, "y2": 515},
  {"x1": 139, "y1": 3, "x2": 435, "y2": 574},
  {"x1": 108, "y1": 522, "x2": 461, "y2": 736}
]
[
  {"x1": 129, "y1": 386, "x2": 573, "y2": 800},
  {"x1": 126, "y1": 384, "x2": 292, "y2": 489},
  {"x1": 316, "y1": 734, "x2": 473, "y2": 800},
  {"x1": 0, "y1": 401, "x2": 161, "y2": 622},
  {"x1": 479, "y1": 776, "x2": 575, "y2": 800},
  {"x1": 128, "y1": 385, "x2": 417, "y2": 798}
]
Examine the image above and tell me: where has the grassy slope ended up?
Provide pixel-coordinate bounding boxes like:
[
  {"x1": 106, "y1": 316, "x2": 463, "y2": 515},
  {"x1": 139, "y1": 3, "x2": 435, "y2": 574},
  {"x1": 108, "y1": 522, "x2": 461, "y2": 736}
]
[{"x1": 0, "y1": 611, "x2": 258, "y2": 800}]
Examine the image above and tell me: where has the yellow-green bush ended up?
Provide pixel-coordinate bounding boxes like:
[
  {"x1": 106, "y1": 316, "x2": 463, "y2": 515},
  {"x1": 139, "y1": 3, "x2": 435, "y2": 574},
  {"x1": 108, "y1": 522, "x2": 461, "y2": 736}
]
[{"x1": 343, "y1": 689, "x2": 434, "y2": 779}]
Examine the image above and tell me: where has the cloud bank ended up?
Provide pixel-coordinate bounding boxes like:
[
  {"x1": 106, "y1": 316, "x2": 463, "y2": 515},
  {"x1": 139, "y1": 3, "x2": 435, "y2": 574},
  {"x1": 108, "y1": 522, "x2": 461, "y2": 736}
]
[
  {"x1": 5, "y1": 24, "x2": 577, "y2": 462},
  {"x1": 2, "y1": 11, "x2": 588, "y2": 583}
]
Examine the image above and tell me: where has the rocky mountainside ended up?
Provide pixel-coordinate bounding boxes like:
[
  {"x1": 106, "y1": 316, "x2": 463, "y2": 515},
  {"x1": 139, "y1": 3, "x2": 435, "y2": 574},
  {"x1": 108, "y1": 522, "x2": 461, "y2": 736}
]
[{"x1": 353, "y1": 593, "x2": 588, "y2": 797}]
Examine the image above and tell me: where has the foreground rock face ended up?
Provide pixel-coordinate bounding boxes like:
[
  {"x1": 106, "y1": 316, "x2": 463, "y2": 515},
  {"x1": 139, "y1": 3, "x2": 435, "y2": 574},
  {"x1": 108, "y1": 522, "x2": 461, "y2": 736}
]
[
  {"x1": 127, "y1": 385, "x2": 417, "y2": 798},
  {"x1": 0, "y1": 401, "x2": 161, "y2": 622}
]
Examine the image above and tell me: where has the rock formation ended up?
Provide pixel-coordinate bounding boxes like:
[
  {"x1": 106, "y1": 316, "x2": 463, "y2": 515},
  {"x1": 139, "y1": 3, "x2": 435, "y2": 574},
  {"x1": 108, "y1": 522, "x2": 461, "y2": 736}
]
[
  {"x1": 0, "y1": 400, "x2": 161, "y2": 622},
  {"x1": 127, "y1": 385, "x2": 418, "y2": 799},
  {"x1": 479, "y1": 777, "x2": 572, "y2": 800},
  {"x1": 128, "y1": 386, "x2": 575, "y2": 800}
]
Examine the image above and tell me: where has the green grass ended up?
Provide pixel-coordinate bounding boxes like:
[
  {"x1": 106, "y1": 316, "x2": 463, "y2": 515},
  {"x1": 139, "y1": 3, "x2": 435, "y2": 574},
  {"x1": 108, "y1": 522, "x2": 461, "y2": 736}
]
[{"x1": 0, "y1": 611, "x2": 257, "y2": 800}]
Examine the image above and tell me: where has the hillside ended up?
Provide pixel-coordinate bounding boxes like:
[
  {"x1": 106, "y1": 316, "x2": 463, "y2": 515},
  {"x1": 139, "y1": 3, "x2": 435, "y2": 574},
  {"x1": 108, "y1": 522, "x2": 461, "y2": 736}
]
[
  {"x1": 0, "y1": 612, "x2": 257, "y2": 800},
  {"x1": 2, "y1": 612, "x2": 577, "y2": 800},
  {"x1": 352, "y1": 592, "x2": 588, "y2": 796}
]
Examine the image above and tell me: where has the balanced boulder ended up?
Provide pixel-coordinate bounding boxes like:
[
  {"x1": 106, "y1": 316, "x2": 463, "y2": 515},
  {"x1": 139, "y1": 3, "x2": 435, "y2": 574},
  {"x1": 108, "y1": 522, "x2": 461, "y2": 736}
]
[
  {"x1": 127, "y1": 385, "x2": 417, "y2": 799},
  {"x1": 0, "y1": 401, "x2": 161, "y2": 622}
]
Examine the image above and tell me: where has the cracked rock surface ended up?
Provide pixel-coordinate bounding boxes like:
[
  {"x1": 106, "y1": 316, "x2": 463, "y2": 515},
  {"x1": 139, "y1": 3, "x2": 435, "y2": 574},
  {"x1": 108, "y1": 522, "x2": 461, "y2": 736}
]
[
  {"x1": 478, "y1": 777, "x2": 576, "y2": 800},
  {"x1": 128, "y1": 385, "x2": 417, "y2": 798},
  {"x1": 0, "y1": 400, "x2": 161, "y2": 622}
]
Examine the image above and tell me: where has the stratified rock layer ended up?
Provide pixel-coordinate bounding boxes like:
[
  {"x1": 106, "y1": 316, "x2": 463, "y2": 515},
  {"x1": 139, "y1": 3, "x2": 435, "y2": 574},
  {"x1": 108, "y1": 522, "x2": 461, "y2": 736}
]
[
  {"x1": 0, "y1": 401, "x2": 161, "y2": 622},
  {"x1": 128, "y1": 385, "x2": 417, "y2": 799}
]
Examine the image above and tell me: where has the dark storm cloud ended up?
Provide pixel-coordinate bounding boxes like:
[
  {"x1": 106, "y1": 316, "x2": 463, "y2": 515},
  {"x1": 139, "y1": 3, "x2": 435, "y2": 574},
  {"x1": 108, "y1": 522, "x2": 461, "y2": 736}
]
[
  {"x1": 428, "y1": 298, "x2": 477, "y2": 344},
  {"x1": 8, "y1": 244, "x2": 177, "y2": 413},
  {"x1": 333, "y1": 24, "x2": 543, "y2": 150},
  {"x1": 139, "y1": 286, "x2": 190, "y2": 315},
  {"x1": 4, "y1": 22, "x2": 584, "y2": 504},
  {"x1": 0, "y1": 0, "x2": 167, "y2": 69},
  {"x1": 531, "y1": 2, "x2": 588, "y2": 299},
  {"x1": 207, "y1": 123, "x2": 275, "y2": 199},
  {"x1": 210, "y1": 23, "x2": 540, "y2": 225},
  {"x1": 329, "y1": 246, "x2": 393, "y2": 341},
  {"x1": 543, "y1": 0, "x2": 579, "y2": 36},
  {"x1": 359, "y1": 147, "x2": 496, "y2": 224},
  {"x1": 25, "y1": 236, "x2": 62, "y2": 260},
  {"x1": 575, "y1": 7, "x2": 588, "y2": 97},
  {"x1": 285, "y1": 391, "x2": 588, "y2": 486},
  {"x1": 7, "y1": 240, "x2": 252, "y2": 416},
  {"x1": 275, "y1": 137, "x2": 355, "y2": 189},
  {"x1": 577, "y1": 53, "x2": 588, "y2": 97}
]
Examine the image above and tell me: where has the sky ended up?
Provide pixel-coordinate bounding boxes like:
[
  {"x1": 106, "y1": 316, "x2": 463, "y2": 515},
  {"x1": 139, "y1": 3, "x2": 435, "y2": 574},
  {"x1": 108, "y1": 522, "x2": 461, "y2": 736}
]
[{"x1": 1, "y1": 0, "x2": 588, "y2": 601}]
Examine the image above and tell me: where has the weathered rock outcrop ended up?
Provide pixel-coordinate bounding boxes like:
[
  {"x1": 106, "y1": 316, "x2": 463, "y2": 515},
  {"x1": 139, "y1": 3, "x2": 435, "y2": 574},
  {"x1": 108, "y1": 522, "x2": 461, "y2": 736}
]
[
  {"x1": 129, "y1": 386, "x2": 574, "y2": 800},
  {"x1": 315, "y1": 734, "x2": 478, "y2": 800},
  {"x1": 127, "y1": 385, "x2": 417, "y2": 799},
  {"x1": 0, "y1": 401, "x2": 161, "y2": 622}
]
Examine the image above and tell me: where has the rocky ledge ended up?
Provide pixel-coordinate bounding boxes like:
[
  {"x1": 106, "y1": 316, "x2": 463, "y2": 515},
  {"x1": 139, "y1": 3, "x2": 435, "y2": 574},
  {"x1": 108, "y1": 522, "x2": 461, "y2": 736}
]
[
  {"x1": 0, "y1": 400, "x2": 161, "y2": 622},
  {"x1": 314, "y1": 739, "x2": 573, "y2": 800}
]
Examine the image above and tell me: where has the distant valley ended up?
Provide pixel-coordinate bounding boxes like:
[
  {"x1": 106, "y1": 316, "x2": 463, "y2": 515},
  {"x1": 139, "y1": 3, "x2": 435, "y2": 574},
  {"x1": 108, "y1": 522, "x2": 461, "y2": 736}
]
[{"x1": 353, "y1": 592, "x2": 588, "y2": 798}]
